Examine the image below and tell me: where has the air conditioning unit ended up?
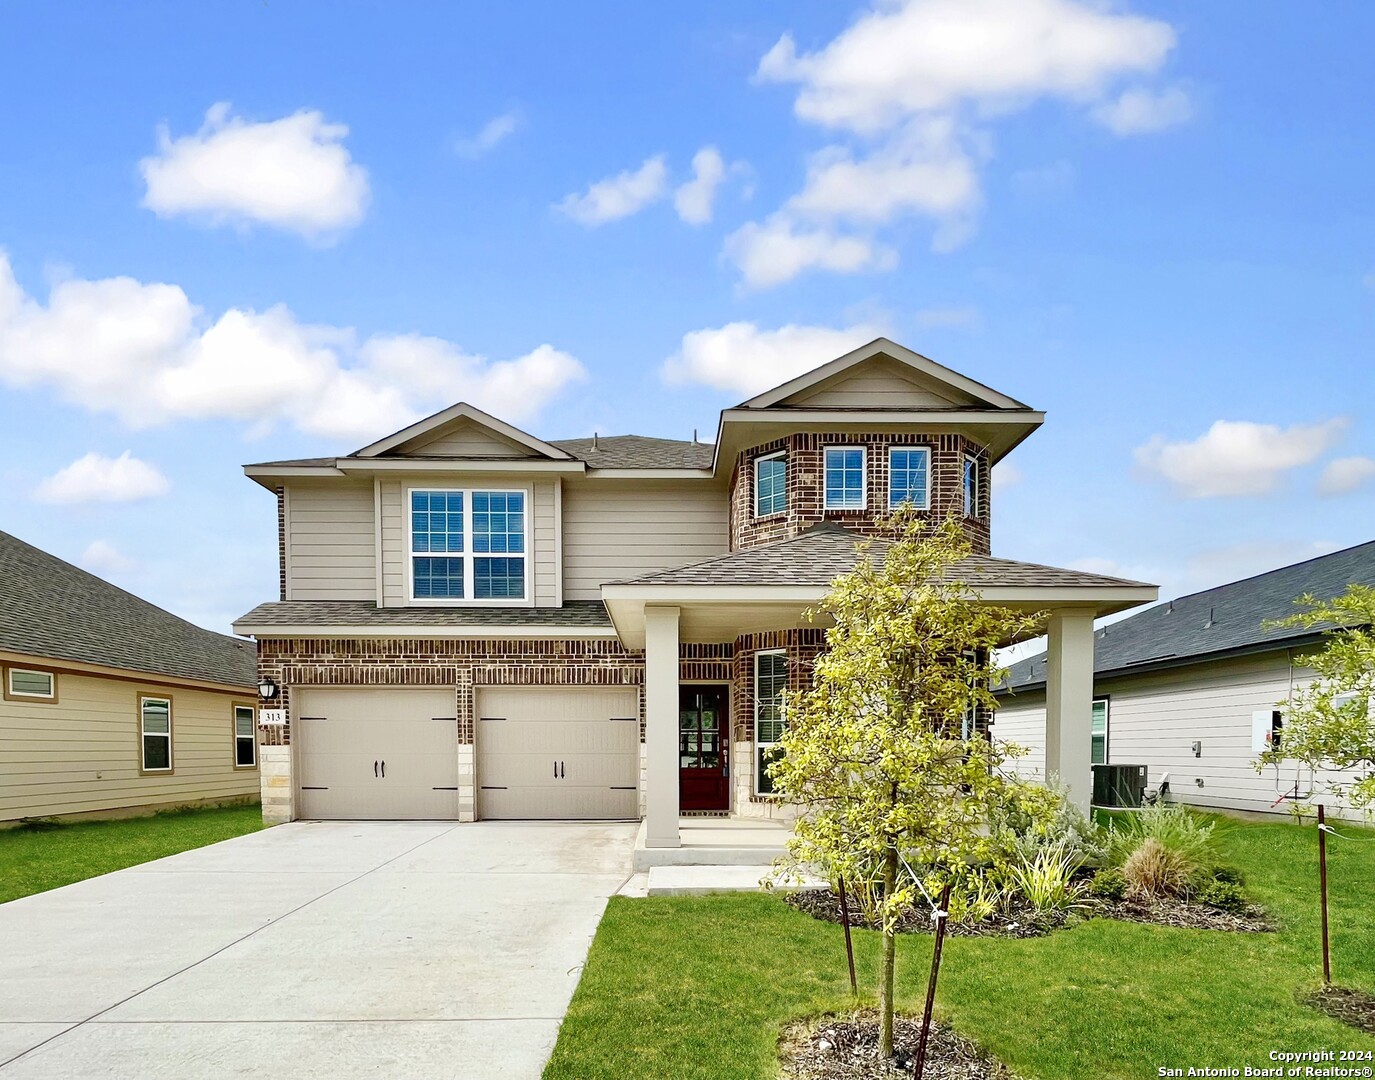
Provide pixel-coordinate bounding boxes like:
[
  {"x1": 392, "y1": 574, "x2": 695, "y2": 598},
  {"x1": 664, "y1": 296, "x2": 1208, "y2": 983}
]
[{"x1": 1092, "y1": 763, "x2": 1148, "y2": 808}]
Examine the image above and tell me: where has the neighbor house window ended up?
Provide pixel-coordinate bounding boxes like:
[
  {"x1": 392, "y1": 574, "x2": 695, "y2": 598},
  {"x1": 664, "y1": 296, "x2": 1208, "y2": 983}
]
[
  {"x1": 888, "y1": 447, "x2": 930, "y2": 509},
  {"x1": 140, "y1": 696, "x2": 173, "y2": 772},
  {"x1": 823, "y1": 447, "x2": 866, "y2": 510},
  {"x1": 5, "y1": 666, "x2": 56, "y2": 702},
  {"x1": 755, "y1": 650, "x2": 788, "y2": 795},
  {"x1": 234, "y1": 705, "x2": 256, "y2": 768},
  {"x1": 755, "y1": 451, "x2": 787, "y2": 517},
  {"x1": 962, "y1": 454, "x2": 981, "y2": 517},
  {"x1": 1091, "y1": 697, "x2": 1109, "y2": 765},
  {"x1": 409, "y1": 488, "x2": 526, "y2": 602}
]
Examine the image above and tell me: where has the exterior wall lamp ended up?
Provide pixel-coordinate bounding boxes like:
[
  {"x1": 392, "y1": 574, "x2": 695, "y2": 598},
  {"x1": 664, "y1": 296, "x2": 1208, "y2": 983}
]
[{"x1": 258, "y1": 677, "x2": 280, "y2": 701}]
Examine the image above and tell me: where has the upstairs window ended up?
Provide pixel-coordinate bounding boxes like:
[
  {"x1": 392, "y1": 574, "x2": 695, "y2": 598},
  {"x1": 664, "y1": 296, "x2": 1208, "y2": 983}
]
[
  {"x1": 234, "y1": 705, "x2": 257, "y2": 768},
  {"x1": 755, "y1": 650, "x2": 789, "y2": 795},
  {"x1": 1091, "y1": 697, "x2": 1110, "y2": 765},
  {"x1": 963, "y1": 454, "x2": 981, "y2": 517},
  {"x1": 140, "y1": 696, "x2": 173, "y2": 773},
  {"x1": 823, "y1": 447, "x2": 866, "y2": 510},
  {"x1": 888, "y1": 447, "x2": 930, "y2": 509},
  {"x1": 410, "y1": 488, "x2": 526, "y2": 602},
  {"x1": 755, "y1": 452, "x2": 787, "y2": 517}
]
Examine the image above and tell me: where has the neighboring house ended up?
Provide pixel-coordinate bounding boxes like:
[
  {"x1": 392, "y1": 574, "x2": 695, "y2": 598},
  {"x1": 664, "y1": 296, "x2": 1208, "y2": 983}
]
[
  {"x1": 0, "y1": 530, "x2": 260, "y2": 823},
  {"x1": 994, "y1": 541, "x2": 1375, "y2": 819},
  {"x1": 232, "y1": 338, "x2": 1157, "y2": 850}
]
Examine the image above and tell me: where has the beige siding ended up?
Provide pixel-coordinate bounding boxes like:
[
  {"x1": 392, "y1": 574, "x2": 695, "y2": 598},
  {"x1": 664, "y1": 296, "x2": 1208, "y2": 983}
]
[
  {"x1": 990, "y1": 694, "x2": 1047, "y2": 779},
  {"x1": 0, "y1": 671, "x2": 258, "y2": 822},
  {"x1": 787, "y1": 357, "x2": 975, "y2": 409},
  {"x1": 403, "y1": 420, "x2": 535, "y2": 458},
  {"x1": 991, "y1": 651, "x2": 1367, "y2": 819},
  {"x1": 285, "y1": 480, "x2": 377, "y2": 601},
  {"x1": 562, "y1": 480, "x2": 729, "y2": 600},
  {"x1": 378, "y1": 474, "x2": 560, "y2": 607}
]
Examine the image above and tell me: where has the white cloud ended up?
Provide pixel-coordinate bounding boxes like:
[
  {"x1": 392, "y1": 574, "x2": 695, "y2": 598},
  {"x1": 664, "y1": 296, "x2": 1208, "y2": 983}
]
[
  {"x1": 724, "y1": 214, "x2": 896, "y2": 289},
  {"x1": 1318, "y1": 456, "x2": 1375, "y2": 497},
  {"x1": 992, "y1": 460, "x2": 1023, "y2": 492},
  {"x1": 915, "y1": 305, "x2": 978, "y2": 329},
  {"x1": 0, "y1": 252, "x2": 586, "y2": 443},
  {"x1": 662, "y1": 320, "x2": 884, "y2": 396},
  {"x1": 140, "y1": 103, "x2": 369, "y2": 238},
  {"x1": 35, "y1": 451, "x2": 170, "y2": 505},
  {"x1": 757, "y1": 0, "x2": 1177, "y2": 134},
  {"x1": 674, "y1": 147, "x2": 727, "y2": 225},
  {"x1": 1093, "y1": 84, "x2": 1193, "y2": 135},
  {"x1": 556, "y1": 155, "x2": 669, "y2": 226},
  {"x1": 453, "y1": 109, "x2": 522, "y2": 159},
  {"x1": 80, "y1": 539, "x2": 137, "y2": 576},
  {"x1": 1135, "y1": 418, "x2": 1348, "y2": 498}
]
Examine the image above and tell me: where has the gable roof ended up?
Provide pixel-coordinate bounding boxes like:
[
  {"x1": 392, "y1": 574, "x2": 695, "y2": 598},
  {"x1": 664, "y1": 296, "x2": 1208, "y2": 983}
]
[
  {"x1": 550, "y1": 435, "x2": 714, "y2": 470},
  {"x1": 736, "y1": 338, "x2": 1030, "y2": 411},
  {"x1": 351, "y1": 402, "x2": 576, "y2": 460},
  {"x1": 0, "y1": 531, "x2": 257, "y2": 688},
  {"x1": 1000, "y1": 540, "x2": 1375, "y2": 691}
]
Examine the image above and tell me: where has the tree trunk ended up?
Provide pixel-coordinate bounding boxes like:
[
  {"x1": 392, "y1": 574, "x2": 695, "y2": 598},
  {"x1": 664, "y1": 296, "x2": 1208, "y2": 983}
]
[{"x1": 877, "y1": 844, "x2": 899, "y2": 1060}]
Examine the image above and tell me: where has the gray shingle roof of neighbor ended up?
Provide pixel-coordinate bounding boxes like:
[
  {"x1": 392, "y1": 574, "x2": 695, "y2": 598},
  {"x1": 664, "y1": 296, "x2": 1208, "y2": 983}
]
[
  {"x1": 246, "y1": 437, "x2": 716, "y2": 472},
  {"x1": 1000, "y1": 539, "x2": 1375, "y2": 692},
  {"x1": 615, "y1": 522, "x2": 1154, "y2": 589},
  {"x1": 234, "y1": 600, "x2": 613, "y2": 629},
  {"x1": 0, "y1": 530, "x2": 257, "y2": 688}
]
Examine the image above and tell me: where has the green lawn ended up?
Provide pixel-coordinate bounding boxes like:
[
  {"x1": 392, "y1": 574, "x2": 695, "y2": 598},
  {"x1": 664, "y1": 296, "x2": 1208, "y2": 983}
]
[
  {"x1": 0, "y1": 802, "x2": 266, "y2": 904},
  {"x1": 546, "y1": 814, "x2": 1375, "y2": 1080}
]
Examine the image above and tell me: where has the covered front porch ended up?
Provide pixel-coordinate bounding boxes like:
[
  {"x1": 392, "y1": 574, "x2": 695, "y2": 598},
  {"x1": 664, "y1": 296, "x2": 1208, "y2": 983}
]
[{"x1": 604, "y1": 525, "x2": 1158, "y2": 855}]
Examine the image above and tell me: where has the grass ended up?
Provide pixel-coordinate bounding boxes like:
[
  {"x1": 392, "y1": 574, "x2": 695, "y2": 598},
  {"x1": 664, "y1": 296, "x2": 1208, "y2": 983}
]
[
  {"x1": 545, "y1": 813, "x2": 1375, "y2": 1080},
  {"x1": 0, "y1": 802, "x2": 266, "y2": 904}
]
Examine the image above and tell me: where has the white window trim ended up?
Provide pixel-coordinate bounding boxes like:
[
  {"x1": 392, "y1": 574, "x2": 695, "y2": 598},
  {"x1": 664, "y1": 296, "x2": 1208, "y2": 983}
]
[
  {"x1": 963, "y1": 453, "x2": 981, "y2": 518},
  {"x1": 405, "y1": 485, "x2": 534, "y2": 607},
  {"x1": 233, "y1": 704, "x2": 257, "y2": 769},
  {"x1": 888, "y1": 445, "x2": 932, "y2": 510},
  {"x1": 6, "y1": 666, "x2": 56, "y2": 701},
  {"x1": 1091, "y1": 696, "x2": 1110, "y2": 766},
  {"x1": 754, "y1": 649, "x2": 787, "y2": 796},
  {"x1": 754, "y1": 450, "x2": 787, "y2": 519},
  {"x1": 823, "y1": 445, "x2": 868, "y2": 511},
  {"x1": 140, "y1": 695, "x2": 173, "y2": 773}
]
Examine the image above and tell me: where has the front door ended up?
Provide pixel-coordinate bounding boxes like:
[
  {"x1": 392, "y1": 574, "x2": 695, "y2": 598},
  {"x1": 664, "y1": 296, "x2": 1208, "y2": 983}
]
[{"x1": 679, "y1": 685, "x2": 729, "y2": 812}]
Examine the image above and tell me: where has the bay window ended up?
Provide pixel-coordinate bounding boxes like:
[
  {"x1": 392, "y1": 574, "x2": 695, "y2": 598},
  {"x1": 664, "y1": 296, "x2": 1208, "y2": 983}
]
[
  {"x1": 755, "y1": 650, "x2": 788, "y2": 795},
  {"x1": 888, "y1": 446, "x2": 930, "y2": 509},
  {"x1": 823, "y1": 447, "x2": 866, "y2": 510}
]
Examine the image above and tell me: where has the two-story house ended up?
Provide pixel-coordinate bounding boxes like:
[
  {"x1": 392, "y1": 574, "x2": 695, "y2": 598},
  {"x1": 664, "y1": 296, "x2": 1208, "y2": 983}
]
[{"x1": 232, "y1": 338, "x2": 1156, "y2": 855}]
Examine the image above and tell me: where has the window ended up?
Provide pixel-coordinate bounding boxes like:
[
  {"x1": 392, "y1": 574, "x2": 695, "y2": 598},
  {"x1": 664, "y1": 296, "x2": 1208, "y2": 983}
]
[
  {"x1": 755, "y1": 650, "x2": 788, "y2": 795},
  {"x1": 5, "y1": 666, "x2": 56, "y2": 702},
  {"x1": 962, "y1": 454, "x2": 981, "y2": 517},
  {"x1": 409, "y1": 488, "x2": 526, "y2": 602},
  {"x1": 888, "y1": 447, "x2": 930, "y2": 509},
  {"x1": 234, "y1": 705, "x2": 256, "y2": 768},
  {"x1": 1091, "y1": 697, "x2": 1109, "y2": 765},
  {"x1": 140, "y1": 696, "x2": 172, "y2": 772},
  {"x1": 755, "y1": 452, "x2": 787, "y2": 517},
  {"x1": 823, "y1": 447, "x2": 866, "y2": 510}
]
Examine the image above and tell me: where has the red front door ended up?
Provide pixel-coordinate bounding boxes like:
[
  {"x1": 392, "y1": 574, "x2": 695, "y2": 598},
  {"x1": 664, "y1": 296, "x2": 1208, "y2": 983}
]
[{"x1": 679, "y1": 685, "x2": 729, "y2": 812}]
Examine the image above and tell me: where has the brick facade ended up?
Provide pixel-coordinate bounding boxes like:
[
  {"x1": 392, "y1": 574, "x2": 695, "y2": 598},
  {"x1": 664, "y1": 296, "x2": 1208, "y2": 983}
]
[{"x1": 728, "y1": 432, "x2": 991, "y2": 554}]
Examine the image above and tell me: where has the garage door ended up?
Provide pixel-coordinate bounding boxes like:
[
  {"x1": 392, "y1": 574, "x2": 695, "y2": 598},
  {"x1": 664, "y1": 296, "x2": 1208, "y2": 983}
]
[
  {"x1": 477, "y1": 687, "x2": 639, "y2": 820},
  {"x1": 295, "y1": 688, "x2": 459, "y2": 820}
]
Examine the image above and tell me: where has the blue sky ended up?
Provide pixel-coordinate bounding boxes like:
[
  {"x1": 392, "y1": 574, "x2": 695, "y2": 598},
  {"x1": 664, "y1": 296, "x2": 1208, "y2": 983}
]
[{"x1": 0, "y1": 0, "x2": 1372, "y2": 634}]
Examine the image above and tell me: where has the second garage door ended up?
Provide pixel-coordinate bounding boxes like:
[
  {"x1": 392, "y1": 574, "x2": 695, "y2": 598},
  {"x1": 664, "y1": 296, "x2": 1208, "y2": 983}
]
[{"x1": 477, "y1": 687, "x2": 639, "y2": 820}]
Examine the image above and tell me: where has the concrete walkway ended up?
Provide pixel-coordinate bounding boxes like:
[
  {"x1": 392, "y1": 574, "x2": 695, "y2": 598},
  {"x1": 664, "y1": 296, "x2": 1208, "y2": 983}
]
[{"x1": 0, "y1": 820, "x2": 637, "y2": 1079}]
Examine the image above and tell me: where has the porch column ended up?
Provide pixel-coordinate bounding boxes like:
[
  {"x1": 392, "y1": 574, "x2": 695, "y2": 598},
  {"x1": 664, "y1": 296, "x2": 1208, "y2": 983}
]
[
  {"x1": 1044, "y1": 609, "x2": 1096, "y2": 816},
  {"x1": 644, "y1": 605, "x2": 681, "y2": 848}
]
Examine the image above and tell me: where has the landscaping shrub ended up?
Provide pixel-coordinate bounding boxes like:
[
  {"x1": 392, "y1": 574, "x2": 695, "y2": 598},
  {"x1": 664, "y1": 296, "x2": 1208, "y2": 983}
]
[
  {"x1": 1002, "y1": 843, "x2": 1086, "y2": 913},
  {"x1": 1212, "y1": 865, "x2": 1245, "y2": 886},
  {"x1": 1121, "y1": 837, "x2": 1193, "y2": 900},
  {"x1": 1107, "y1": 804, "x2": 1219, "y2": 875},
  {"x1": 991, "y1": 782, "x2": 1107, "y2": 866},
  {"x1": 1194, "y1": 878, "x2": 1248, "y2": 914},
  {"x1": 1088, "y1": 867, "x2": 1127, "y2": 902}
]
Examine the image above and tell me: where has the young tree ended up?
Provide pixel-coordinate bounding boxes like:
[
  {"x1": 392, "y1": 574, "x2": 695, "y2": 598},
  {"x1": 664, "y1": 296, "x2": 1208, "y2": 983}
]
[
  {"x1": 769, "y1": 511, "x2": 1050, "y2": 1059},
  {"x1": 1257, "y1": 584, "x2": 1375, "y2": 808}
]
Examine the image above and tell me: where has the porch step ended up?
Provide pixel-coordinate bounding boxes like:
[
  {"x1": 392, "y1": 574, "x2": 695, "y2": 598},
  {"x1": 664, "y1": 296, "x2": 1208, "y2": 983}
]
[
  {"x1": 646, "y1": 864, "x2": 778, "y2": 896},
  {"x1": 631, "y1": 819, "x2": 791, "y2": 870}
]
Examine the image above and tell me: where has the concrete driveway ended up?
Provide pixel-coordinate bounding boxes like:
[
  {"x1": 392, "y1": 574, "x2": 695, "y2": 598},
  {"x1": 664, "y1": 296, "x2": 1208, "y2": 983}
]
[{"x1": 0, "y1": 821, "x2": 636, "y2": 1079}]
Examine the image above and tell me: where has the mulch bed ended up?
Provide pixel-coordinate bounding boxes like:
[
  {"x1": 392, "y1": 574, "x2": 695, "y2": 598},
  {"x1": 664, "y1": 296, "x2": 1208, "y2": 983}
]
[
  {"x1": 780, "y1": 1011, "x2": 1019, "y2": 1080},
  {"x1": 784, "y1": 889, "x2": 1274, "y2": 937},
  {"x1": 785, "y1": 889, "x2": 1068, "y2": 939},
  {"x1": 1302, "y1": 985, "x2": 1375, "y2": 1035}
]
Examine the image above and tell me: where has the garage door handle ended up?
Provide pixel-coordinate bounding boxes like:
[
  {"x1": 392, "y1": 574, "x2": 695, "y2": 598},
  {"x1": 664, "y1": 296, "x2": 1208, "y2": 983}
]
[
  {"x1": 560, "y1": 761, "x2": 566, "y2": 779},
  {"x1": 374, "y1": 760, "x2": 379, "y2": 778},
  {"x1": 381, "y1": 760, "x2": 385, "y2": 778}
]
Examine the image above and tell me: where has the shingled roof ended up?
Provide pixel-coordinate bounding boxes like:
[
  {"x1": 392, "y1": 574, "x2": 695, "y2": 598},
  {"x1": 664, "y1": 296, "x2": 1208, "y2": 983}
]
[
  {"x1": 0, "y1": 530, "x2": 256, "y2": 688},
  {"x1": 549, "y1": 435, "x2": 714, "y2": 470},
  {"x1": 234, "y1": 600, "x2": 612, "y2": 630},
  {"x1": 1000, "y1": 540, "x2": 1375, "y2": 691},
  {"x1": 615, "y1": 522, "x2": 1153, "y2": 589}
]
